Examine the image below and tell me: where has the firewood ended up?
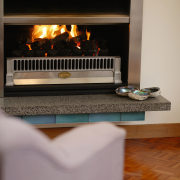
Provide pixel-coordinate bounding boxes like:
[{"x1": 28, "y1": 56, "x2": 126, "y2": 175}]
[
  {"x1": 47, "y1": 49, "x2": 58, "y2": 57},
  {"x1": 34, "y1": 49, "x2": 46, "y2": 57},
  {"x1": 53, "y1": 32, "x2": 69, "y2": 43},
  {"x1": 72, "y1": 46, "x2": 83, "y2": 56},
  {"x1": 41, "y1": 39, "x2": 51, "y2": 52}
]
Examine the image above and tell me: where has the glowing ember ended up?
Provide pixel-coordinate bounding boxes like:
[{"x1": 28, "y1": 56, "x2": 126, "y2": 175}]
[
  {"x1": 86, "y1": 29, "x2": 91, "y2": 40},
  {"x1": 97, "y1": 48, "x2": 101, "y2": 55},
  {"x1": 26, "y1": 44, "x2": 32, "y2": 50},
  {"x1": 76, "y1": 41, "x2": 81, "y2": 49}
]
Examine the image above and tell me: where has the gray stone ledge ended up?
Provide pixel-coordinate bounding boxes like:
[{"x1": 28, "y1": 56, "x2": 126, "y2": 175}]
[{"x1": 0, "y1": 94, "x2": 171, "y2": 116}]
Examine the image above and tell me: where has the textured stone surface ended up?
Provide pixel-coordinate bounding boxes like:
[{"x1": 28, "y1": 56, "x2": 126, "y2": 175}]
[{"x1": 0, "y1": 94, "x2": 171, "y2": 116}]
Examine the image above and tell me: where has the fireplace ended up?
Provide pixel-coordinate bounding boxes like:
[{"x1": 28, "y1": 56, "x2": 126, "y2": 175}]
[{"x1": 0, "y1": 0, "x2": 143, "y2": 97}]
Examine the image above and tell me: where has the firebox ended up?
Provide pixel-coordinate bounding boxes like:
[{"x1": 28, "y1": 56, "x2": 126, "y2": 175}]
[{"x1": 0, "y1": 0, "x2": 143, "y2": 97}]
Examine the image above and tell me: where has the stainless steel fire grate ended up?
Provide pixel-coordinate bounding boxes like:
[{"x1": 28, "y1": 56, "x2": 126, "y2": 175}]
[
  {"x1": 6, "y1": 56, "x2": 121, "y2": 86},
  {"x1": 13, "y1": 57, "x2": 114, "y2": 71}
]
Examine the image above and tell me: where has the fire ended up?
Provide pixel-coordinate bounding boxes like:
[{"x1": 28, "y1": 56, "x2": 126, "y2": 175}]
[
  {"x1": 70, "y1": 25, "x2": 79, "y2": 38},
  {"x1": 26, "y1": 44, "x2": 32, "y2": 50},
  {"x1": 60, "y1": 25, "x2": 67, "y2": 34},
  {"x1": 86, "y1": 29, "x2": 91, "y2": 40},
  {"x1": 28, "y1": 25, "x2": 93, "y2": 56},
  {"x1": 32, "y1": 25, "x2": 61, "y2": 42},
  {"x1": 32, "y1": 25, "x2": 84, "y2": 42}
]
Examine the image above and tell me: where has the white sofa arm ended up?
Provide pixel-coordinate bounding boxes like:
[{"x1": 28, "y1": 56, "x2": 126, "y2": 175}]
[
  {"x1": 52, "y1": 122, "x2": 126, "y2": 169},
  {"x1": 1, "y1": 110, "x2": 126, "y2": 180}
]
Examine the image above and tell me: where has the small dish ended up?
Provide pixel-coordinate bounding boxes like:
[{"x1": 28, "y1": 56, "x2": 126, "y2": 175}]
[
  {"x1": 128, "y1": 89, "x2": 150, "y2": 101},
  {"x1": 141, "y1": 87, "x2": 161, "y2": 97},
  {"x1": 115, "y1": 86, "x2": 137, "y2": 96}
]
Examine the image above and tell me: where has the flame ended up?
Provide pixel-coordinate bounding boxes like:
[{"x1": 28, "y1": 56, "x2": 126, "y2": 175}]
[
  {"x1": 70, "y1": 25, "x2": 79, "y2": 38},
  {"x1": 60, "y1": 25, "x2": 67, "y2": 34},
  {"x1": 32, "y1": 25, "x2": 82, "y2": 42},
  {"x1": 30, "y1": 25, "x2": 92, "y2": 56},
  {"x1": 86, "y1": 29, "x2": 91, "y2": 40},
  {"x1": 32, "y1": 25, "x2": 61, "y2": 42},
  {"x1": 26, "y1": 44, "x2": 32, "y2": 50}
]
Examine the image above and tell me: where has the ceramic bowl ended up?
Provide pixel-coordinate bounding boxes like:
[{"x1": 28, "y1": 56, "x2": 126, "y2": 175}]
[
  {"x1": 115, "y1": 86, "x2": 137, "y2": 96},
  {"x1": 141, "y1": 87, "x2": 161, "y2": 97},
  {"x1": 128, "y1": 89, "x2": 150, "y2": 101}
]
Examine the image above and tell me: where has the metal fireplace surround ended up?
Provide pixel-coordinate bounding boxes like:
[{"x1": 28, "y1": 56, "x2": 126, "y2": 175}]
[{"x1": 0, "y1": 0, "x2": 143, "y2": 97}]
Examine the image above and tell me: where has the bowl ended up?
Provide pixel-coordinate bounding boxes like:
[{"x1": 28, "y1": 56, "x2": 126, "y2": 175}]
[
  {"x1": 141, "y1": 87, "x2": 161, "y2": 97},
  {"x1": 115, "y1": 86, "x2": 138, "y2": 96},
  {"x1": 128, "y1": 89, "x2": 150, "y2": 101}
]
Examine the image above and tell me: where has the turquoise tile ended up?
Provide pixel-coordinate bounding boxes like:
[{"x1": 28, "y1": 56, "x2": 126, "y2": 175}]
[
  {"x1": 89, "y1": 113, "x2": 121, "y2": 122},
  {"x1": 56, "y1": 114, "x2": 89, "y2": 123},
  {"x1": 22, "y1": 115, "x2": 56, "y2": 124},
  {"x1": 121, "y1": 112, "x2": 145, "y2": 121}
]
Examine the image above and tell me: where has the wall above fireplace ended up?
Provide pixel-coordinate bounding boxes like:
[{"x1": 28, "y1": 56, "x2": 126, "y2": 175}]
[{"x1": 0, "y1": 0, "x2": 143, "y2": 97}]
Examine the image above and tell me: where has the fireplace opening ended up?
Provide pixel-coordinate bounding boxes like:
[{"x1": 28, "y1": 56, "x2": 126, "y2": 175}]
[
  {"x1": 5, "y1": 25, "x2": 129, "y2": 57},
  {"x1": 4, "y1": 24, "x2": 129, "y2": 96}
]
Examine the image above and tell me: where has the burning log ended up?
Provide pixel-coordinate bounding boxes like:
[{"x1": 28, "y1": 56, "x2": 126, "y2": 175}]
[
  {"x1": 41, "y1": 39, "x2": 51, "y2": 52},
  {"x1": 81, "y1": 40, "x2": 98, "y2": 56},
  {"x1": 53, "y1": 32, "x2": 69, "y2": 43},
  {"x1": 47, "y1": 49, "x2": 58, "y2": 57},
  {"x1": 72, "y1": 46, "x2": 83, "y2": 56},
  {"x1": 59, "y1": 49, "x2": 72, "y2": 56},
  {"x1": 98, "y1": 49, "x2": 109, "y2": 56},
  {"x1": 18, "y1": 44, "x2": 29, "y2": 53},
  {"x1": 70, "y1": 36, "x2": 81, "y2": 43},
  {"x1": 34, "y1": 49, "x2": 46, "y2": 57},
  {"x1": 25, "y1": 50, "x2": 35, "y2": 57},
  {"x1": 31, "y1": 41, "x2": 40, "y2": 50}
]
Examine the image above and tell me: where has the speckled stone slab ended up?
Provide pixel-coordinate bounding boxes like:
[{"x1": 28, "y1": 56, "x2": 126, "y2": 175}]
[{"x1": 0, "y1": 94, "x2": 171, "y2": 116}]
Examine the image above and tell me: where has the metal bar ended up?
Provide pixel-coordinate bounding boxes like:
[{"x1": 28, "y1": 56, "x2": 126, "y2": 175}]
[
  {"x1": 128, "y1": 0, "x2": 143, "y2": 88},
  {"x1": 3, "y1": 14, "x2": 130, "y2": 25},
  {"x1": 0, "y1": 0, "x2": 4, "y2": 97},
  {"x1": 0, "y1": 0, "x2": 3, "y2": 17},
  {"x1": 0, "y1": 21, "x2": 4, "y2": 97}
]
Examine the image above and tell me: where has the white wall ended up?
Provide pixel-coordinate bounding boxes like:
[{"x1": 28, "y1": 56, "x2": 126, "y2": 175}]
[{"x1": 121, "y1": 0, "x2": 180, "y2": 125}]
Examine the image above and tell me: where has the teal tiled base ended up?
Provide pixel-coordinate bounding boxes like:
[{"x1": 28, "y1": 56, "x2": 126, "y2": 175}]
[
  {"x1": 89, "y1": 113, "x2": 121, "y2": 122},
  {"x1": 22, "y1": 115, "x2": 56, "y2": 124},
  {"x1": 21, "y1": 112, "x2": 145, "y2": 125},
  {"x1": 56, "y1": 114, "x2": 89, "y2": 123},
  {"x1": 121, "y1": 112, "x2": 145, "y2": 121}
]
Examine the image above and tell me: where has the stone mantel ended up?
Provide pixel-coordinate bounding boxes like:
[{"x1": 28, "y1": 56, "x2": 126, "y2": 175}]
[{"x1": 0, "y1": 94, "x2": 171, "y2": 116}]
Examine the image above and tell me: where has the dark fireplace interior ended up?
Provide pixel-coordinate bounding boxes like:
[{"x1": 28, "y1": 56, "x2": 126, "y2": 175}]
[
  {"x1": 5, "y1": 25, "x2": 129, "y2": 58},
  {"x1": 4, "y1": 0, "x2": 130, "y2": 14}
]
